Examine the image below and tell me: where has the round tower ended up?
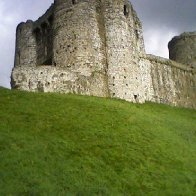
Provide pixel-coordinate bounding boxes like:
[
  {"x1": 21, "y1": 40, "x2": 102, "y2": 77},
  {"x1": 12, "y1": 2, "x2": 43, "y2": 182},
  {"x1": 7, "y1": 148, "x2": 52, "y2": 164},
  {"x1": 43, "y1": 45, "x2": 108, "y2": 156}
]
[
  {"x1": 14, "y1": 20, "x2": 37, "y2": 67},
  {"x1": 101, "y1": 0, "x2": 146, "y2": 102},
  {"x1": 168, "y1": 32, "x2": 196, "y2": 68},
  {"x1": 52, "y1": 0, "x2": 109, "y2": 96},
  {"x1": 52, "y1": 0, "x2": 107, "y2": 70}
]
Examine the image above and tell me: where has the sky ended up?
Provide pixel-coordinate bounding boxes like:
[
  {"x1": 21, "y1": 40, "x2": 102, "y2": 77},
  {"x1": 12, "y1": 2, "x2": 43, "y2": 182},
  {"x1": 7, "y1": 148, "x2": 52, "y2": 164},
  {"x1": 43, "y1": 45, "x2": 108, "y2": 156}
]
[{"x1": 0, "y1": 0, "x2": 195, "y2": 88}]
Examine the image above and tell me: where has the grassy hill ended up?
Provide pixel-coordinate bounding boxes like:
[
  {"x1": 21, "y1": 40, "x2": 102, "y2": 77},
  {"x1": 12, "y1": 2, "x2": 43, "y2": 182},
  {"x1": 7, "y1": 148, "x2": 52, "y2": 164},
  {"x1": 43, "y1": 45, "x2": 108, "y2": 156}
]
[{"x1": 0, "y1": 87, "x2": 195, "y2": 195}]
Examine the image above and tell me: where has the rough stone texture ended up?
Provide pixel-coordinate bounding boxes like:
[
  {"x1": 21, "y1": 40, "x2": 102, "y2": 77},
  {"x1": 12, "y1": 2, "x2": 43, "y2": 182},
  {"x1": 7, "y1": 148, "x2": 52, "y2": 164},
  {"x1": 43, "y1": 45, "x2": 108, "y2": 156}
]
[
  {"x1": 139, "y1": 55, "x2": 196, "y2": 108},
  {"x1": 168, "y1": 32, "x2": 196, "y2": 68},
  {"x1": 11, "y1": 66, "x2": 108, "y2": 97},
  {"x1": 14, "y1": 20, "x2": 37, "y2": 67},
  {"x1": 102, "y1": 0, "x2": 145, "y2": 103},
  {"x1": 11, "y1": 0, "x2": 196, "y2": 109}
]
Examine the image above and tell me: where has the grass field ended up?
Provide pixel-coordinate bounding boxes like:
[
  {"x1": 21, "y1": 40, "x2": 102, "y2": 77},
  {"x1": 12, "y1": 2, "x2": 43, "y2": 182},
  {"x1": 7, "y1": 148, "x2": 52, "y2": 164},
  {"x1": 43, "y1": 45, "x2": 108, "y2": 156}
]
[{"x1": 0, "y1": 87, "x2": 195, "y2": 195}]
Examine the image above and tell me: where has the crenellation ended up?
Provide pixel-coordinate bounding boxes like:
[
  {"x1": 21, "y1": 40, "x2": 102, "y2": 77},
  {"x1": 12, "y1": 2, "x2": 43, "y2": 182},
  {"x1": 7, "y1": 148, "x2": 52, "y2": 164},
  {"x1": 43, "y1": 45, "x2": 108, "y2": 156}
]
[{"x1": 11, "y1": 0, "x2": 196, "y2": 109}]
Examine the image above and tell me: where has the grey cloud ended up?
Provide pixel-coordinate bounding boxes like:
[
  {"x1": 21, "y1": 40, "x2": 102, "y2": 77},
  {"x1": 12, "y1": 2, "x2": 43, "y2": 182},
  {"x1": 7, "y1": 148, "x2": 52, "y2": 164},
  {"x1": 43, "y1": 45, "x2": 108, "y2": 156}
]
[
  {"x1": 131, "y1": 0, "x2": 196, "y2": 57},
  {"x1": 132, "y1": 0, "x2": 196, "y2": 32}
]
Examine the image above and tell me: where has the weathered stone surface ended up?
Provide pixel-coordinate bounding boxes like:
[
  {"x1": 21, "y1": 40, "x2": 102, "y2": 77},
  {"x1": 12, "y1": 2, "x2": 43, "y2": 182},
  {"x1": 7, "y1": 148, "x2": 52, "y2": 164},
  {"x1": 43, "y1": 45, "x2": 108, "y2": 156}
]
[
  {"x1": 168, "y1": 32, "x2": 196, "y2": 68},
  {"x1": 139, "y1": 55, "x2": 196, "y2": 108},
  {"x1": 11, "y1": 0, "x2": 196, "y2": 109},
  {"x1": 11, "y1": 66, "x2": 108, "y2": 97}
]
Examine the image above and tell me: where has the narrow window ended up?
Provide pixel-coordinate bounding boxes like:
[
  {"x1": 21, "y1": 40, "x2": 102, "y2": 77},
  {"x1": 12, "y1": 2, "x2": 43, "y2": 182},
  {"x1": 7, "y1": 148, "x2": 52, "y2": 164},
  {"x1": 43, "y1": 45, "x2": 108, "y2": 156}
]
[
  {"x1": 18, "y1": 51, "x2": 20, "y2": 65},
  {"x1": 45, "y1": 46, "x2": 47, "y2": 56},
  {"x1": 34, "y1": 28, "x2": 41, "y2": 43},
  {"x1": 48, "y1": 15, "x2": 53, "y2": 26},
  {"x1": 72, "y1": 0, "x2": 76, "y2": 5},
  {"x1": 124, "y1": 5, "x2": 128, "y2": 16},
  {"x1": 135, "y1": 29, "x2": 140, "y2": 39}
]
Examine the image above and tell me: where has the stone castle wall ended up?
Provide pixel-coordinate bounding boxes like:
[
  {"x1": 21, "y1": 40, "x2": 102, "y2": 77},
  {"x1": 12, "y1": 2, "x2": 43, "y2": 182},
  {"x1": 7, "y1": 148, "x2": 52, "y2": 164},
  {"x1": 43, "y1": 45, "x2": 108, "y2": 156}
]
[
  {"x1": 11, "y1": 0, "x2": 196, "y2": 109},
  {"x1": 139, "y1": 55, "x2": 196, "y2": 108}
]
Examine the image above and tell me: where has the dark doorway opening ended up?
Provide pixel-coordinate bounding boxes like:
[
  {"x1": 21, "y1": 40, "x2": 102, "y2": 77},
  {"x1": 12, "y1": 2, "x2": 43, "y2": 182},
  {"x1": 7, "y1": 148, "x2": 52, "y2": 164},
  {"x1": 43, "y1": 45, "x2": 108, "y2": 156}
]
[{"x1": 42, "y1": 58, "x2": 52, "y2": 65}]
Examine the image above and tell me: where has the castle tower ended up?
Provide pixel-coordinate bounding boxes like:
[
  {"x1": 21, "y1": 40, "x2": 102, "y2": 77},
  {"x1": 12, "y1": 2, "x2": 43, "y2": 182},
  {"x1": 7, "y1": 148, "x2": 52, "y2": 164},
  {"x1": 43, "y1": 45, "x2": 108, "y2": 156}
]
[
  {"x1": 53, "y1": 0, "x2": 107, "y2": 71},
  {"x1": 12, "y1": 0, "x2": 146, "y2": 101},
  {"x1": 14, "y1": 20, "x2": 37, "y2": 67},
  {"x1": 101, "y1": 0, "x2": 145, "y2": 102},
  {"x1": 52, "y1": 0, "x2": 109, "y2": 96},
  {"x1": 168, "y1": 32, "x2": 196, "y2": 68}
]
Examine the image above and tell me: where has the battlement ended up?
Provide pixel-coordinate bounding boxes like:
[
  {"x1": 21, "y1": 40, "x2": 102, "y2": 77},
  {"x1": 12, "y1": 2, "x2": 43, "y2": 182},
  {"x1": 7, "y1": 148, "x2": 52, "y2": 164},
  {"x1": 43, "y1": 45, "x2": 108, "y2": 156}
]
[{"x1": 11, "y1": 0, "x2": 196, "y2": 109}]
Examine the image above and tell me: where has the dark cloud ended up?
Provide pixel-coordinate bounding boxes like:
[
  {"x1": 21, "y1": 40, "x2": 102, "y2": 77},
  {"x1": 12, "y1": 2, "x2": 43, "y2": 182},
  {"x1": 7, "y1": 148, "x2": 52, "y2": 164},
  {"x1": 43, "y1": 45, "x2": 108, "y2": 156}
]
[
  {"x1": 131, "y1": 0, "x2": 196, "y2": 57},
  {"x1": 0, "y1": 0, "x2": 195, "y2": 87},
  {"x1": 132, "y1": 0, "x2": 196, "y2": 32}
]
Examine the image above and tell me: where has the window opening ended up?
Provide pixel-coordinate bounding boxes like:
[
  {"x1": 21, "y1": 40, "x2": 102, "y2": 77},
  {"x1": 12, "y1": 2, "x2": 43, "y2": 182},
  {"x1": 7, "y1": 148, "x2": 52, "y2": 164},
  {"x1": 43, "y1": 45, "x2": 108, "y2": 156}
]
[
  {"x1": 18, "y1": 51, "x2": 21, "y2": 65},
  {"x1": 44, "y1": 46, "x2": 47, "y2": 56},
  {"x1": 124, "y1": 5, "x2": 128, "y2": 16},
  {"x1": 43, "y1": 58, "x2": 52, "y2": 65}
]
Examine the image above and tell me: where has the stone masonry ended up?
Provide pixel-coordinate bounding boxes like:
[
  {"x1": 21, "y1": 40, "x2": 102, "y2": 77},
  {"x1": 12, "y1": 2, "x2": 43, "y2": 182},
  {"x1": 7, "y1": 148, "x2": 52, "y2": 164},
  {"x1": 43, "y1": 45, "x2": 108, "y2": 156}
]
[
  {"x1": 168, "y1": 32, "x2": 196, "y2": 68},
  {"x1": 11, "y1": 0, "x2": 196, "y2": 109}
]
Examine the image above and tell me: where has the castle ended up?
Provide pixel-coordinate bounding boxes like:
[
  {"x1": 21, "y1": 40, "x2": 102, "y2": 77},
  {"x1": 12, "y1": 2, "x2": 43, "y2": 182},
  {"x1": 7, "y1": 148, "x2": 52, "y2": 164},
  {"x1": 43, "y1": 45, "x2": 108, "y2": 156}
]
[{"x1": 11, "y1": 0, "x2": 196, "y2": 108}]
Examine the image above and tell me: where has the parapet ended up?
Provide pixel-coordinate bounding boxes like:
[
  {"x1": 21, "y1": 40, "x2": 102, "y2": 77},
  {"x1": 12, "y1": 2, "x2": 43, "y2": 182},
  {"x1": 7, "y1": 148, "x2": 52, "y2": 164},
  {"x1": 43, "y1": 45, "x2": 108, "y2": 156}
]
[
  {"x1": 144, "y1": 54, "x2": 195, "y2": 72},
  {"x1": 168, "y1": 32, "x2": 196, "y2": 68}
]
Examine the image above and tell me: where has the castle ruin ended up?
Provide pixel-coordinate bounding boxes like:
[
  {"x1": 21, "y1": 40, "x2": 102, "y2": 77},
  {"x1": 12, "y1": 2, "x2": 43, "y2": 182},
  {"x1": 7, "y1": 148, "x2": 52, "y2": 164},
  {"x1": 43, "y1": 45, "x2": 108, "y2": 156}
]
[{"x1": 11, "y1": 0, "x2": 196, "y2": 108}]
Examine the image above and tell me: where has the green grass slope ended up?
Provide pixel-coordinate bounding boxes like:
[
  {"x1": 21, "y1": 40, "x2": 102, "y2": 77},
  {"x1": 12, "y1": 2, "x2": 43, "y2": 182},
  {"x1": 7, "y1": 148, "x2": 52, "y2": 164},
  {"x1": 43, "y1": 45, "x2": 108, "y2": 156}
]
[{"x1": 0, "y1": 87, "x2": 196, "y2": 195}]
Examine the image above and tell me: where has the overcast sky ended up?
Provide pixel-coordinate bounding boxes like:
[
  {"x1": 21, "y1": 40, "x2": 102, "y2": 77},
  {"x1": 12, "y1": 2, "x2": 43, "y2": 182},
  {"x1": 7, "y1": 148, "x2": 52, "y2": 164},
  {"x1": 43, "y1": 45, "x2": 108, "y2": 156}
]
[{"x1": 0, "y1": 0, "x2": 195, "y2": 88}]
